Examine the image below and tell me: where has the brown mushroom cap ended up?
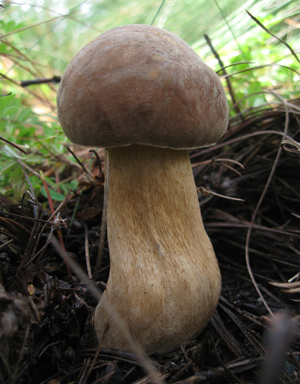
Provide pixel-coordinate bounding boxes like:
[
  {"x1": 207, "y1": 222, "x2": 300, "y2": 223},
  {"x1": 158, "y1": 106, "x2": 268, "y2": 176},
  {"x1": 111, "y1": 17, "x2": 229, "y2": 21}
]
[{"x1": 57, "y1": 24, "x2": 228, "y2": 149}]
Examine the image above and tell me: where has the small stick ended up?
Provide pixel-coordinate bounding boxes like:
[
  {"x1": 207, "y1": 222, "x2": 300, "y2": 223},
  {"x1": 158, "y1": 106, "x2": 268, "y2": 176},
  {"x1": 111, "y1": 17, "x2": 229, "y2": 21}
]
[
  {"x1": 93, "y1": 149, "x2": 109, "y2": 280},
  {"x1": 40, "y1": 171, "x2": 71, "y2": 276},
  {"x1": 51, "y1": 235, "x2": 165, "y2": 384},
  {"x1": 84, "y1": 222, "x2": 92, "y2": 279},
  {"x1": 260, "y1": 312, "x2": 296, "y2": 384},
  {"x1": 0, "y1": 136, "x2": 28, "y2": 155},
  {"x1": 20, "y1": 76, "x2": 61, "y2": 87},
  {"x1": 204, "y1": 34, "x2": 240, "y2": 115}
]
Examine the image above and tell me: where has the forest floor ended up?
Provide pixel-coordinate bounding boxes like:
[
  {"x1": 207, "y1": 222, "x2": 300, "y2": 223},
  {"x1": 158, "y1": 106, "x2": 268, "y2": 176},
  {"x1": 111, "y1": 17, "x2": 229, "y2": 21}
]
[{"x1": 1, "y1": 99, "x2": 300, "y2": 383}]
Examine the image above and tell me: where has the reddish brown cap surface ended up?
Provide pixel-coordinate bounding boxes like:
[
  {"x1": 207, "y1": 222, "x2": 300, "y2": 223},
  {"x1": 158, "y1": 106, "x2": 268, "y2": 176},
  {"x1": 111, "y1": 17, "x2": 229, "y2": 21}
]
[{"x1": 57, "y1": 24, "x2": 229, "y2": 149}]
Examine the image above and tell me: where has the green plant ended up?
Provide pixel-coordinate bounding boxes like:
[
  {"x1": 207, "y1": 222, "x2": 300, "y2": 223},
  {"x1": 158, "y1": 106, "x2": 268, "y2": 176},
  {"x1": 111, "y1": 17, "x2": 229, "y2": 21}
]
[{"x1": 0, "y1": 0, "x2": 299, "y2": 200}]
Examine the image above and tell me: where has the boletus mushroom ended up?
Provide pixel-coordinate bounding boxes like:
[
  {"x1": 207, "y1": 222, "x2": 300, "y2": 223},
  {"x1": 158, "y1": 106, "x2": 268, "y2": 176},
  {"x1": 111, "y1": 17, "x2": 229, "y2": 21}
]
[{"x1": 57, "y1": 24, "x2": 229, "y2": 355}]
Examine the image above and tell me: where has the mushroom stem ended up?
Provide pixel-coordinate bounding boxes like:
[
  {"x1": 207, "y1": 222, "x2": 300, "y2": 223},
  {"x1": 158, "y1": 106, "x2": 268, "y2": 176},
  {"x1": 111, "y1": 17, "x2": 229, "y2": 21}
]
[{"x1": 94, "y1": 144, "x2": 221, "y2": 354}]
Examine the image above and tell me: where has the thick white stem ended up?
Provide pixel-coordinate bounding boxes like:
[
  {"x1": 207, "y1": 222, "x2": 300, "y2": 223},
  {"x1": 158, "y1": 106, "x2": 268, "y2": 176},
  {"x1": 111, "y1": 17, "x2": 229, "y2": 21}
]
[{"x1": 94, "y1": 145, "x2": 221, "y2": 354}]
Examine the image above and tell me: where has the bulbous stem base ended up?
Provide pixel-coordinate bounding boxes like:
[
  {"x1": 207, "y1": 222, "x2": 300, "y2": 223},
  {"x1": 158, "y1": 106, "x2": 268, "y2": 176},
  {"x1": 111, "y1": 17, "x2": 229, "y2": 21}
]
[{"x1": 94, "y1": 145, "x2": 221, "y2": 354}]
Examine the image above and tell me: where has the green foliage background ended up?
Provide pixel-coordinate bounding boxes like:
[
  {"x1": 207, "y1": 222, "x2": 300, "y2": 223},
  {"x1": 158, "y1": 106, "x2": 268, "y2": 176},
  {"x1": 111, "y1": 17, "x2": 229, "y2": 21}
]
[{"x1": 0, "y1": 0, "x2": 299, "y2": 200}]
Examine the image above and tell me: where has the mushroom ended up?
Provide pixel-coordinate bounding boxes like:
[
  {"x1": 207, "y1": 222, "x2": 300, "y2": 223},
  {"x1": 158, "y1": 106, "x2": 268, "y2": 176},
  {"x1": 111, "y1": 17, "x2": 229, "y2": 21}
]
[{"x1": 57, "y1": 24, "x2": 229, "y2": 355}]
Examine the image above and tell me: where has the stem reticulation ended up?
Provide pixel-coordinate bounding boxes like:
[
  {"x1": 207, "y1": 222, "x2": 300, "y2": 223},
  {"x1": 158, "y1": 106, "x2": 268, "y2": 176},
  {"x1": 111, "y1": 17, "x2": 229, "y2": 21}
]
[{"x1": 94, "y1": 145, "x2": 221, "y2": 354}]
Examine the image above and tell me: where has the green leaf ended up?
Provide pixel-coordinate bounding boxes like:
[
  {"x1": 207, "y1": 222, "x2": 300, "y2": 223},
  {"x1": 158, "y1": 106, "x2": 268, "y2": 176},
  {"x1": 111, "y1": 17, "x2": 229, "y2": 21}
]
[{"x1": 40, "y1": 186, "x2": 66, "y2": 202}]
